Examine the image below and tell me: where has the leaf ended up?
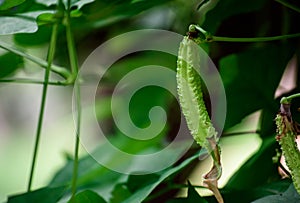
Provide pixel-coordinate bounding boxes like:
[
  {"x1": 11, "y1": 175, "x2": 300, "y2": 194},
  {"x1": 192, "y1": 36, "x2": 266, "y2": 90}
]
[
  {"x1": 36, "y1": 0, "x2": 95, "y2": 9},
  {"x1": 0, "y1": 0, "x2": 25, "y2": 10},
  {"x1": 202, "y1": 0, "x2": 269, "y2": 33},
  {"x1": 0, "y1": 52, "x2": 23, "y2": 78},
  {"x1": 166, "y1": 181, "x2": 208, "y2": 203},
  {"x1": 224, "y1": 136, "x2": 278, "y2": 190},
  {"x1": 110, "y1": 184, "x2": 131, "y2": 203},
  {"x1": 186, "y1": 181, "x2": 208, "y2": 203},
  {"x1": 206, "y1": 179, "x2": 292, "y2": 203},
  {"x1": 7, "y1": 186, "x2": 66, "y2": 203},
  {"x1": 0, "y1": 11, "x2": 53, "y2": 35},
  {"x1": 72, "y1": 0, "x2": 172, "y2": 29},
  {"x1": 126, "y1": 173, "x2": 160, "y2": 193},
  {"x1": 219, "y1": 43, "x2": 294, "y2": 130},
  {"x1": 14, "y1": 25, "x2": 52, "y2": 46},
  {"x1": 252, "y1": 184, "x2": 300, "y2": 203},
  {"x1": 121, "y1": 150, "x2": 206, "y2": 203},
  {"x1": 68, "y1": 190, "x2": 106, "y2": 203}
]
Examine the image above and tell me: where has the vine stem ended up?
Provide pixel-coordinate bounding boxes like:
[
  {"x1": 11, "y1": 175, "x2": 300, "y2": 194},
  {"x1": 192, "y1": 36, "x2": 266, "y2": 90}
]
[
  {"x1": 275, "y1": 0, "x2": 300, "y2": 13},
  {"x1": 280, "y1": 93, "x2": 300, "y2": 104},
  {"x1": 211, "y1": 33, "x2": 300, "y2": 42},
  {"x1": 0, "y1": 40, "x2": 71, "y2": 80},
  {"x1": 65, "y1": 0, "x2": 81, "y2": 198},
  {"x1": 0, "y1": 78, "x2": 67, "y2": 85},
  {"x1": 27, "y1": 21, "x2": 59, "y2": 191}
]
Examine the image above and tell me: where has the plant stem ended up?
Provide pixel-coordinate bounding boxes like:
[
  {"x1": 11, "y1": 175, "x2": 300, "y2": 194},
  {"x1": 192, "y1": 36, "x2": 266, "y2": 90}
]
[
  {"x1": 212, "y1": 33, "x2": 300, "y2": 42},
  {"x1": 0, "y1": 78, "x2": 67, "y2": 86},
  {"x1": 27, "y1": 22, "x2": 59, "y2": 192},
  {"x1": 65, "y1": 0, "x2": 81, "y2": 197},
  {"x1": 280, "y1": 93, "x2": 300, "y2": 104},
  {"x1": 275, "y1": 0, "x2": 300, "y2": 13},
  {"x1": 286, "y1": 93, "x2": 300, "y2": 101},
  {"x1": 0, "y1": 40, "x2": 71, "y2": 80}
]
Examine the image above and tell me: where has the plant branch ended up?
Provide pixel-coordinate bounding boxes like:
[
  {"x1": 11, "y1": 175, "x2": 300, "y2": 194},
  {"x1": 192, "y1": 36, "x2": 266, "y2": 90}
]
[
  {"x1": 65, "y1": 0, "x2": 81, "y2": 198},
  {"x1": 188, "y1": 24, "x2": 300, "y2": 43},
  {"x1": 0, "y1": 78, "x2": 67, "y2": 86},
  {"x1": 27, "y1": 21, "x2": 59, "y2": 192},
  {"x1": 0, "y1": 40, "x2": 71, "y2": 80},
  {"x1": 211, "y1": 33, "x2": 300, "y2": 42}
]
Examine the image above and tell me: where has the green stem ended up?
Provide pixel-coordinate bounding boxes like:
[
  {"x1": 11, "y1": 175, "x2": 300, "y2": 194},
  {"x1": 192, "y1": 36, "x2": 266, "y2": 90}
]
[
  {"x1": 275, "y1": 0, "x2": 300, "y2": 13},
  {"x1": 280, "y1": 93, "x2": 300, "y2": 104},
  {"x1": 0, "y1": 40, "x2": 71, "y2": 80},
  {"x1": 27, "y1": 22, "x2": 59, "y2": 192},
  {"x1": 212, "y1": 33, "x2": 300, "y2": 42},
  {"x1": 0, "y1": 78, "x2": 67, "y2": 86},
  {"x1": 65, "y1": 0, "x2": 81, "y2": 197}
]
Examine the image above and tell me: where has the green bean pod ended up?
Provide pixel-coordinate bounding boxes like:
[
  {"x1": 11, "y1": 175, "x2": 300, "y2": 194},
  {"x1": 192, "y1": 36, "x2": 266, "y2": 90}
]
[
  {"x1": 176, "y1": 36, "x2": 217, "y2": 149},
  {"x1": 275, "y1": 103, "x2": 300, "y2": 194}
]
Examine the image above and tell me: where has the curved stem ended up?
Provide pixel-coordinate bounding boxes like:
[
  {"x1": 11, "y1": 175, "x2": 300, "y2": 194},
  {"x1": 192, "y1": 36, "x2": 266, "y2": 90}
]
[
  {"x1": 27, "y1": 21, "x2": 59, "y2": 192},
  {"x1": 212, "y1": 33, "x2": 300, "y2": 42},
  {"x1": 0, "y1": 40, "x2": 71, "y2": 80},
  {"x1": 65, "y1": 0, "x2": 81, "y2": 198},
  {"x1": 280, "y1": 93, "x2": 300, "y2": 104}
]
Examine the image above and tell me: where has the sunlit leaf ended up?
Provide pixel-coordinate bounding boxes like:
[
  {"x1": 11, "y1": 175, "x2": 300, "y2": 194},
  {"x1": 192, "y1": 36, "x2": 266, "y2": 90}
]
[
  {"x1": 224, "y1": 137, "x2": 278, "y2": 190},
  {"x1": 0, "y1": 11, "x2": 53, "y2": 35}
]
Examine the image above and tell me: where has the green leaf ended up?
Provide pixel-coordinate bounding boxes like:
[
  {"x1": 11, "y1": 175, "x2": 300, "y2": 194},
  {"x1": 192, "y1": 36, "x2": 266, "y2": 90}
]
[
  {"x1": 110, "y1": 184, "x2": 131, "y2": 203},
  {"x1": 126, "y1": 173, "x2": 160, "y2": 193},
  {"x1": 0, "y1": 0, "x2": 25, "y2": 10},
  {"x1": 7, "y1": 186, "x2": 66, "y2": 203},
  {"x1": 0, "y1": 52, "x2": 23, "y2": 78},
  {"x1": 219, "y1": 43, "x2": 294, "y2": 130},
  {"x1": 210, "y1": 179, "x2": 292, "y2": 203},
  {"x1": 252, "y1": 184, "x2": 300, "y2": 203},
  {"x1": 72, "y1": 0, "x2": 172, "y2": 29},
  {"x1": 36, "y1": 0, "x2": 95, "y2": 9},
  {"x1": 186, "y1": 181, "x2": 208, "y2": 203},
  {"x1": 121, "y1": 150, "x2": 206, "y2": 203},
  {"x1": 68, "y1": 190, "x2": 106, "y2": 203},
  {"x1": 14, "y1": 25, "x2": 51, "y2": 46},
  {"x1": 224, "y1": 136, "x2": 278, "y2": 190},
  {"x1": 166, "y1": 181, "x2": 208, "y2": 203},
  {"x1": 0, "y1": 11, "x2": 53, "y2": 35}
]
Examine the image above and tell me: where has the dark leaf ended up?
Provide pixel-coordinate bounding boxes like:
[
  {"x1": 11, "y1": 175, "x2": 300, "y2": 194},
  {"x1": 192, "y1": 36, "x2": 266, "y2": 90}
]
[
  {"x1": 252, "y1": 184, "x2": 300, "y2": 203},
  {"x1": 202, "y1": 0, "x2": 268, "y2": 33},
  {"x1": 0, "y1": 0, "x2": 25, "y2": 10},
  {"x1": 110, "y1": 184, "x2": 131, "y2": 203},
  {"x1": 0, "y1": 52, "x2": 23, "y2": 78},
  {"x1": 219, "y1": 43, "x2": 294, "y2": 130},
  {"x1": 166, "y1": 181, "x2": 208, "y2": 203},
  {"x1": 121, "y1": 150, "x2": 206, "y2": 203},
  {"x1": 7, "y1": 186, "x2": 66, "y2": 203},
  {"x1": 68, "y1": 190, "x2": 106, "y2": 203}
]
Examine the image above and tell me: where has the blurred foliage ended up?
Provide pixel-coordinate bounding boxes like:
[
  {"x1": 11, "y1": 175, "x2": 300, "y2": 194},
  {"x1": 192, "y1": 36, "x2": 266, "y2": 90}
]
[{"x1": 1, "y1": 0, "x2": 300, "y2": 202}]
